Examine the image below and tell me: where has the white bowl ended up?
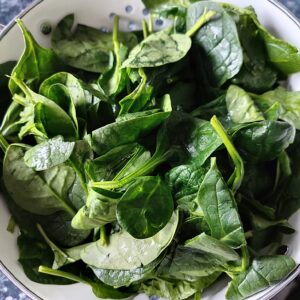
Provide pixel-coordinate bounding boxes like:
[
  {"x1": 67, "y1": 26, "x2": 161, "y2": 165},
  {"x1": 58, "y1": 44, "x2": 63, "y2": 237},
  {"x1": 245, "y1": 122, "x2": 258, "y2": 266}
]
[{"x1": 1, "y1": 0, "x2": 300, "y2": 299}]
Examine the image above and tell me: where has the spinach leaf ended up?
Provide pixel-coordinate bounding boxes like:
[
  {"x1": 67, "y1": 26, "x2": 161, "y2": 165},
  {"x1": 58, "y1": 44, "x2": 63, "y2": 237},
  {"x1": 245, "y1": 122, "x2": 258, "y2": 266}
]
[
  {"x1": 166, "y1": 162, "x2": 208, "y2": 214},
  {"x1": 9, "y1": 20, "x2": 62, "y2": 94},
  {"x1": 226, "y1": 256, "x2": 296, "y2": 300},
  {"x1": 253, "y1": 87, "x2": 300, "y2": 130},
  {"x1": 187, "y1": 2, "x2": 243, "y2": 86},
  {"x1": 0, "y1": 101, "x2": 23, "y2": 141},
  {"x1": 3, "y1": 144, "x2": 76, "y2": 216},
  {"x1": 91, "y1": 255, "x2": 163, "y2": 288},
  {"x1": 226, "y1": 85, "x2": 264, "y2": 123},
  {"x1": 141, "y1": 274, "x2": 220, "y2": 300},
  {"x1": 191, "y1": 95, "x2": 227, "y2": 119},
  {"x1": 24, "y1": 136, "x2": 75, "y2": 170},
  {"x1": 250, "y1": 10, "x2": 300, "y2": 74},
  {"x1": 12, "y1": 78, "x2": 78, "y2": 140},
  {"x1": 39, "y1": 211, "x2": 90, "y2": 248},
  {"x1": 233, "y1": 121, "x2": 295, "y2": 163},
  {"x1": 160, "y1": 245, "x2": 224, "y2": 279},
  {"x1": 197, "y1": 158, "x2": 246, "y2": 248},
  {"x1": 39, "y1": 72, "x2": 103, "y2": 122},
  {"x1": 122, "y1": 31, "x2": 192, "y2": 68},
  {"x1": 119, "y1": 69, "x2": 153, "y2": 115},
  {"x1": 117, "y1": 176, "x2": 174, "y2": 239},
  {"x1": 98, "y1": 16, "x2": 128, "y2": 97},
  {"x1": 37, "y1": 224, "x2": 78, "y2": 269},
  {"x1": 86, "y1": 109, "x2": 170, "y2": 155},
  {"x1": 80, "y1": 211, "x2": 178, "y2": 269},
  {"x1": 224, "y1": 5, "x2": 278, "y2": 93},
  {"x1": 38, "y1": 266, "x2": 134, "y2": 299},
  {"x1": 71, "y1": 188, "x2": 119, "y2": 230},
  {"x1": 52, "y1": 14, "x2": 137, "y2": 73},
  {"x1": 185, "y1": 233, "x2": 240, "y2": 262},
  {"x1": 17, "y1": 233, "x2": 73, "y2": 284},
  {"x1": 85, "y1": 143, "x2": 147, "y2": 182},
  {"x1": 142, "y1": 0, "x2": 192, "y2": 11}
]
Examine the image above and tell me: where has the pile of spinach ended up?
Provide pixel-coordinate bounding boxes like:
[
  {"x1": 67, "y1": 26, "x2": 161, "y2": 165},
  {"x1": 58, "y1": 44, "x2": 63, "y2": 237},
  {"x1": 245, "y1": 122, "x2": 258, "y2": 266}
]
[{"x1": 1, "y1": 1, "x2": 300, "y2": 299}]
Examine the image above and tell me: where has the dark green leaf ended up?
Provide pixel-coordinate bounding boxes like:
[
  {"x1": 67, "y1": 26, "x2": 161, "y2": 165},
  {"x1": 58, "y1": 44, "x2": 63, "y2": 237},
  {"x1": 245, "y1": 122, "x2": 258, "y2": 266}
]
[
  {"x1": 187, "y1": 2, "x2": 243, "y2": 86},
  {"x1": 9, "y1": 20, "x2": 62, "y2": 94},
  {"x1": 197, "y1": 158, "x2": 246, "y2": 248},
  {"x1": 86, "y1": 109, "x2": 170, "y2": 155},
  {"x1": 52, "y1": 14, "x2": 137, "y2": 73},
  {"x1": 122, "y1": 31, "x2": 191, "y2": 68},
  {"x1": 226, "y1": 256, "x2": 296, "y2": 300},
  {"x1": 117, "y1": 176, "x2": 174, "y2": 239},
  {"x1": 3, "y1": 144, "x2": 76, "y2": 216},
  {"x1": 185, "y1": 233, "x2": 240, "y2": 262},
  {"x1": 234, "y1": 120, "x2": 295, "y2": 162}
]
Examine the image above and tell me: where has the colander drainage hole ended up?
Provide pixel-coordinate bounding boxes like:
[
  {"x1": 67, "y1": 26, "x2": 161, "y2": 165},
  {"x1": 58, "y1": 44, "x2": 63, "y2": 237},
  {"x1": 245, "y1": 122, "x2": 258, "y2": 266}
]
[{"x1": 125, "y1": 5, "x2": 133, "y2": 14}]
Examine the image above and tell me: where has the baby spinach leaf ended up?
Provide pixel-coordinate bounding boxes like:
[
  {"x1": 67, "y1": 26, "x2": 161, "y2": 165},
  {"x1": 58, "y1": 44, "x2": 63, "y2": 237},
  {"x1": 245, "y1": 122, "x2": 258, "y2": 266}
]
[
  {"x1": 85, "y1": 143, "x2": 145, "y2": 182},
  {"x1": 24, "y1": 136, "x2": 75, "y2": 170},
  {"x1": 3, "y1": 144, "x2": 76, "y2": 216},
  {"x1": 250, "y1": 10, "x2": 300, "y2": 74},
  {"x1": 12, "y1": 78, "x2": 78, "y2": 140},
  {"x1": 185, "y1": 233, "x2": 240, "y2": 262},
  {"x1": 71, "y1": 188, "x2": 119, "y2": 230},
  {"x1": 39, "y1": 211, "x2": 90, "y2": 248},
  {"x1": 0, "y1": 101, "x2": 23, "y2": 141},
  {"x1": 142, "y1": 0, "x2": 192, "y2": 11},
  {"x1": 98, "y1": 16, "x2": 128, "y2": 97},
  {"x1": 37, "y1": 224, "x2": 77, "y2": 269},
  {"x1": 122, "y1": 31, "x2": 192, "y2": 68},
  {"x1": 18, "y1": 233, "x2": 73, "y2": 284},
  {"x1": 91, "y1": 255, "x2": 163, "y2": 288},
  {"x1": 9, "y1": 20, "x2": 63, "y2": 94},
  {"x1": 234, "y1": 121, "x2": 295, "y2": 163},
  {"x1": 86, "y1": 109, "x2": 170, "y2": 155},
  {"x1": 38, "y1": 266, "x2": 133, "y2": 299},
  {"x1": 117, "y1": 176, "x2": 174, "y2": 239},
  {"x1": 191, "y1": 95, "x2": 227, "y2": 119},
  {"x1": 253, "y1": 87, "x2": 300, "y2": 130},
  {"x1": 224, "y1": 5, "x2": 278, "y2": 93},
  {"x1": 226, "y1": 256, "x2": 296, "y2": 300},
  {"x1": 52, "y1": 14, "x2": 137, "y2": 73},
  {"x1": 197, "y1": 157, "x2": 246, "y2": 248},
  {"x1": 80, "y1": 211, "x2": 178, "y2": 269},
  {"x1": 160, "y1": 246, "x2": 224, "y2": 279},
  {"x1": 119, "y1": 69, "x2": 153, "y2": 115},
  {"x1": 226, "y1": 85, "x2": 264, "y2": 123},
  {"x1": 151, "y1": 275, "x2": 221, "y2": 300},
  {"x1": 40, "y1": 72, "x2": 98, "y2": 122},
  {"x1": 166, "y1": 162, "x2": 208, "y2": 214},
  {"x1": 187, "y1": 2, "x2": 243, "y2": 86}
]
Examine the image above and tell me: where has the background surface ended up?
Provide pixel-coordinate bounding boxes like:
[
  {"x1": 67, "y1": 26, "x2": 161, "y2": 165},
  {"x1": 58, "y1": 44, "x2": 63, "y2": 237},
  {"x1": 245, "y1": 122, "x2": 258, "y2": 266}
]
[{"x1": 0, "y1": 0, "x2": 300, "y2": 299}]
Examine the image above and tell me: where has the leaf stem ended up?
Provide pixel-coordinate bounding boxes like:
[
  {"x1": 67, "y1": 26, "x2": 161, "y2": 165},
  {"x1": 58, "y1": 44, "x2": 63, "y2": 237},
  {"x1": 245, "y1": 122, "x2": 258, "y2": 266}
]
[
  {"x1": 38, "y1": 266, "x2": 88, "y2": 284},
  {"x1": 113, "y1": 15, "x2": 120, "y2": 53},
  {"x1": 0, "y1": 134, "x2": 9, "y2": 153},
  {"x1": 186, "y1": 9, "x2": 217, "y2": 37},
  {"x1": 142, "y1": 19, "x2": 148, "y2": 39},
  {"x1": 210, "y1": 116, "x2": 244, "y2": 193},
  {"x1": 148, "y1": 14, "x2": 153, "y2": 34},
  {"x1": 100, "y1": 226, "x2": 108, "y2": 246},
  {"x1": 92, "y1": 156, "x2": 161, "y2": 190},
  {"x1": 6, "y1": 216, "x2": 16, "y2": 233}
]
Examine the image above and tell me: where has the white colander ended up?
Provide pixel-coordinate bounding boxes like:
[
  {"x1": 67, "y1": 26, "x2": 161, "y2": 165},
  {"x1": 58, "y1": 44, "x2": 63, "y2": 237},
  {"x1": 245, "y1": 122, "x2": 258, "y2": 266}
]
[{"x1": 0, "y1": 1, "x2": 300, "y2": 300}]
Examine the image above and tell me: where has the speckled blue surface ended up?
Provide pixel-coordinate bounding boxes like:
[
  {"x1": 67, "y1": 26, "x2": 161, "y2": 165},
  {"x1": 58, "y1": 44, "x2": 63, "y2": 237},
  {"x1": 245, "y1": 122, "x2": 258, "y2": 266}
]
[{"x1": 0, "y1": 0, "x2": 300, "y2": 299}]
